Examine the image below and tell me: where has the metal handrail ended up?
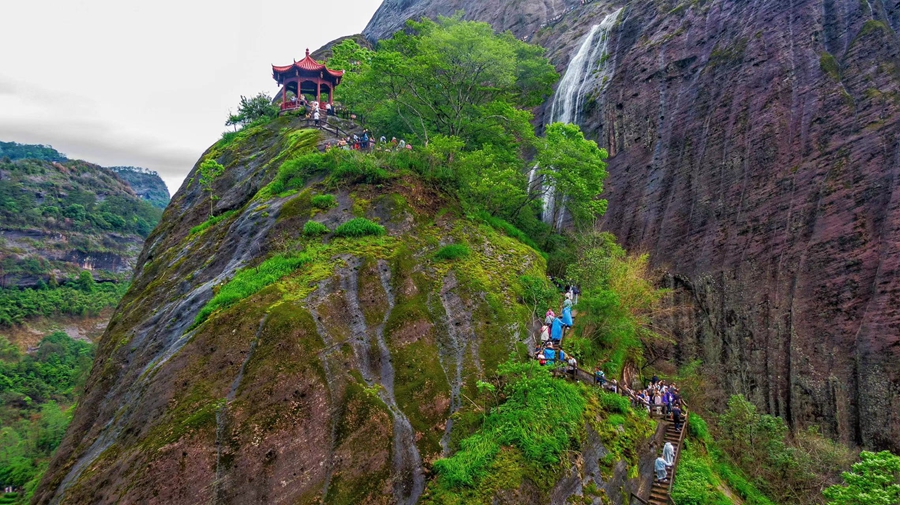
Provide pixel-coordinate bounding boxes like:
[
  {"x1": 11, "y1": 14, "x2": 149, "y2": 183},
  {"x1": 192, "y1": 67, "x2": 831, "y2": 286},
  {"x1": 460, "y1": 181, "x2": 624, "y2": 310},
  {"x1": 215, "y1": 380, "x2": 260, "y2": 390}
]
[{"x1": 630, "y1": 492, "x2": 650, "y2": 504}]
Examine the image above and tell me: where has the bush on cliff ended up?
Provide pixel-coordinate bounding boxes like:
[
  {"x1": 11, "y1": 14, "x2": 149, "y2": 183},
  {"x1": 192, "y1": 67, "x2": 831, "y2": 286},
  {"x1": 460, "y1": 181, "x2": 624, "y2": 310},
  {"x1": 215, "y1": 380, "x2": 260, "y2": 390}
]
[
  {"x1": 194, "y1": 251, "x2": 315, "y2": 325},
  {"x1": 431, "y1": 361, "x2": 585, "y2": 488},
  {"x1": 333, "y1": 218, "x2": 385, "y2": 238}
]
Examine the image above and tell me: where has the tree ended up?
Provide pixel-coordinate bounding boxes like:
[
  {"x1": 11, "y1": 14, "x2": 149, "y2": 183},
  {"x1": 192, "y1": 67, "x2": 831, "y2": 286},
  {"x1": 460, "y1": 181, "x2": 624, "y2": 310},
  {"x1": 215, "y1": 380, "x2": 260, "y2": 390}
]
[
  {"x1": 198, "y1": 159, "x2": 225, "y2": 218},
  {"x1": 343, "y1": 15, "x2": 557, "y2": 146},
  {"x1": 824, "y1": 451, "x2": 900, "y2": 505},
  {"x1": 536, "y1": 123, "x2": 608, "y2": 227},
  {"x1": 76, "y1": 270, "x2": 95, "y2": 293},
  {"x1": 225, "y1": 92, "x2": 278, "y2": 129}
]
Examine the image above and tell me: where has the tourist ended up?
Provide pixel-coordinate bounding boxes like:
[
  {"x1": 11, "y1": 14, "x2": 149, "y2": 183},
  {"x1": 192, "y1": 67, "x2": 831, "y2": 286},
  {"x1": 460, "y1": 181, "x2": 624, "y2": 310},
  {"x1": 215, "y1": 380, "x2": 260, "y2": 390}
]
[
  {"x1": 567, "y1": 355, "x2": 578, "y2": 376},
  {"x1": 326, "y1": 102, "x2": 334, "y2": 115},
  {"x1": 545, "y1": 308, "x2": 556, "y2": 325},
  {"x1": 399, "y1": 139, "x2": 406, "y2": 149},
  {"x1": 663, "y1": 441, "x2": 675, "y2": 467},
  {"x1": 314, "y1": 109, "x2": 320, "y2": 126},
  {"x1": 573, "y1": 285, "x2": 580, "y2": 304},
  {"x1": 540, "y1": 324, "x2": 550, "y2": 343},
  {"x1": 655, "y1": 455, "x2": 668, "y2": 483},
  {"x1": 544, "y1": 344, "x2": 557, "y2": 365},
  {"x1": 380, "y1": 135, "x2": 387, "y2": 144},
  {"x1": 672, "y1": 405, "x2": 683, "y2": 431},
  {"x1": 561, "y1": 305, "x2": 573, "y2": 330},
  {"x1": 594, "y1": 367, "x2": 606, "y2": 386},
  {"x1": 550, "y1": 315, "x2": 563, "y2": 343},
  {"x1": 362, "y1": 131, "x2": 370, "y2": 150}
]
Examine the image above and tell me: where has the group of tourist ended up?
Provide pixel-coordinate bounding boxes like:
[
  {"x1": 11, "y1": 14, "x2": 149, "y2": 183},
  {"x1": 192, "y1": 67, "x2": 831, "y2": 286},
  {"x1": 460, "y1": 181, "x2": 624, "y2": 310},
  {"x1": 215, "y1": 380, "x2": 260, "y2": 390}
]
[
  {"x1": 533, "y1": 284, "x2": 686, "y2": 490},
  {"x1": 324, "y1": 130, "x2": 416, "y2": 153}
]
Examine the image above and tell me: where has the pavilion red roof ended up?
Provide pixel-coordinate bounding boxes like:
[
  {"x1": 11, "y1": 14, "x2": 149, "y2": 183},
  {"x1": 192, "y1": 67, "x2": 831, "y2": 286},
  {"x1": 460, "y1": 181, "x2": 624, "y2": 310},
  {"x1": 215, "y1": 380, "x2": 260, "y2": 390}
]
[{"x1": 272, "y1": 49, "x2": 344, "y2": 79}]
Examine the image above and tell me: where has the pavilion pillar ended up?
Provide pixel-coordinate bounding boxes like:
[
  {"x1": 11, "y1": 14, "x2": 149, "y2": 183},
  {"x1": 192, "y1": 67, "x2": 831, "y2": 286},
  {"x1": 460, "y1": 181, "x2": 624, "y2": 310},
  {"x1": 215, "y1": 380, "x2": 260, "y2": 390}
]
[
  {"x1": 282, "y1": 84, "x2": 286, "y2": 106},
  {"x1": 317, "y1": 80, "x2": 322, "y2": 108}
]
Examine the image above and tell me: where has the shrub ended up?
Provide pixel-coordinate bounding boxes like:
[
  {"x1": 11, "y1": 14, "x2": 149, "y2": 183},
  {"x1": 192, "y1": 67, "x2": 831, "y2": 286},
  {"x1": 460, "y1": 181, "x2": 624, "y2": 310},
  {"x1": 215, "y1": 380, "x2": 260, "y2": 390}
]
[
  {"x1": 432, "y1": 361, "x2": 585, "y2": 488},
  {"x1": 310, "y1": 194, "x2": 337, "y2": 210},
  {"x1": 434, "y1": 243, "x2": 470, "y2": 261},
  {"x1": 194, "y1": 251, "x2": 313, "y2": 325},
  {"x1": 598, "y1": 391, "x2": 631, "y2": 414},
  {"x1": 333, "y1": 218, "x2": 385, "y2": 238},
  {"x1": 473, "y1": 210, "x2": 541, "y2": 251},
  {"x1": 303, "y1": 220, "x2": 330, "y2": 236},
  {"x1": 190, "y1": 210, "x2": 238, "y2": 235}
]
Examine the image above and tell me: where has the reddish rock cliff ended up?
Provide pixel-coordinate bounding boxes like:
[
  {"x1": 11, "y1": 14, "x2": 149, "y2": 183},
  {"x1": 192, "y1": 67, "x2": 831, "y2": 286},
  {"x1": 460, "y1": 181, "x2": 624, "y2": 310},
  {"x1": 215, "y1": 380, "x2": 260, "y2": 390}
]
[{"x1": 366, "y1": 0, "x2": 900, "y2": 452}]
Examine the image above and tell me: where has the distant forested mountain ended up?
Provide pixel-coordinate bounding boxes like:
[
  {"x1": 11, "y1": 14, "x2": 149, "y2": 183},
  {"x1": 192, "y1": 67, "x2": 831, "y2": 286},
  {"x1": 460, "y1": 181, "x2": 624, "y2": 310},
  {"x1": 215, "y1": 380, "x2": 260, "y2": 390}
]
[
  {"x1": 0, "y1": 141, "x2": 67, "y2": 163},
  {"x1": 0, "y1": 157, "x2": 162, "y2": 327},
  {"x1": 109, "y1": 166, "x2": 171, "y2": 209}
]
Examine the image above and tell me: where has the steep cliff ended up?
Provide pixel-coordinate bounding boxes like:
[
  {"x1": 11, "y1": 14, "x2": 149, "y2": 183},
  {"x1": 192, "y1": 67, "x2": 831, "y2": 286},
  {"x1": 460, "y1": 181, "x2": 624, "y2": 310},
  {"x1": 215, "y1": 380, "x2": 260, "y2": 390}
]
[
  {"x1": 27, "y1": 118, "x2": 562, "y2": 503},
  {"x1": 366, "y1": 0, "x2": 900, "y2": 453}
]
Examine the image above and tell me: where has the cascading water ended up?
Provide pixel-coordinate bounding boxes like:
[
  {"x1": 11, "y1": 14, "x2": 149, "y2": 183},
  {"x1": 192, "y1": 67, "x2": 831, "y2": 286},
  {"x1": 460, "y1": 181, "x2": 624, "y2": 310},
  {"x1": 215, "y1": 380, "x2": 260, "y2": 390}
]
[{"x1": 541, "y1": 8, "x2": 622, "y2": 227}]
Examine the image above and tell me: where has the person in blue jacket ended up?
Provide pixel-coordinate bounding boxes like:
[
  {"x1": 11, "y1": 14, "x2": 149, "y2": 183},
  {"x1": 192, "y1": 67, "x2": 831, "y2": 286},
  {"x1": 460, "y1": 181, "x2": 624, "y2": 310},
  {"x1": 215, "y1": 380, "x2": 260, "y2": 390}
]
[
  {"x1": 551, "y1": 316, "x2": 564, "y2": 342},
  {"x1": 562, "y1": 305, "x2": 573, "y2": 328},
  {"x1": 543, "y1": 346, "x2": 557, "y2": 364}
]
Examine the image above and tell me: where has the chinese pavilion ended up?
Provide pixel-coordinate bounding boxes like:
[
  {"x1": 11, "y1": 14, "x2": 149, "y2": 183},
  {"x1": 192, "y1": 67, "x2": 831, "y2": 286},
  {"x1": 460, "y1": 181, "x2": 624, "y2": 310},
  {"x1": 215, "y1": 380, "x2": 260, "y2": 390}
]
[{"x1": 272, "y1": 49, "x2": 344, "y2": 111}]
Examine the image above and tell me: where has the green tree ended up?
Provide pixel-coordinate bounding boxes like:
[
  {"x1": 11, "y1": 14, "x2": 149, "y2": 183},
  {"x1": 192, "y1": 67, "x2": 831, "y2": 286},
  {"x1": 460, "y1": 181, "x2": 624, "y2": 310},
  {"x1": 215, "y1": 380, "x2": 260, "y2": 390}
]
[
  {"x1": 225, "y1": 92, "x2": 278, "y2": 129},
  {"x1": 343, "y1": 15, "x2": 557, "y2": 146},
  {"x1": 76, "y1": 270, "x2": 95, "y2": 293},
  {"x1": 536, "y1": 123, "x2": 609, "y2": 227},
  {"x1": 824, "y1": 451, "x2": 900, "y2": 505},
  {"x1": 198, "y1": 159, "x2": 225, "y2": 218}
]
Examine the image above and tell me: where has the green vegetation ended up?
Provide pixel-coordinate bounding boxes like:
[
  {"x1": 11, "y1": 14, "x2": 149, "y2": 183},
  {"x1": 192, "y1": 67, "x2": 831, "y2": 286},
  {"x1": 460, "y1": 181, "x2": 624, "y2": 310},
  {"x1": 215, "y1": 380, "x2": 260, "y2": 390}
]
[
  {"x1": 564, "y1": 232, "x2": 667, "y2": 375},
  {"x1": 109, "y1": 167, "x2": 170, "y2": 209},
  {"x1": 197, "y1": 159, "x2": 225, "y2": 218},
  {"x1": 302, "y1": 220, "x2": 330, "y2": 237},
  {"x1": 0, "y1": 281, "x2": 128, "y2": 326},
  {"x1": 333, "y1": 218, "x2": 386, "y2": 238},
  {"x1": 431, "y1": 361, "x2": 586, "y2": 488},
  {"x1": 189, "y1": 209, "x2": 238, "y2": 235},
  {"x1": 335, "y1": 16, "x2": 607, "y2": 239},
  {"x1": 225, "y1": 92, "x2": 279, "y2": 130},
  {"x1": 0, "y1": 142, "x2": 66, "y2": 162},
  {"x1": 194, "y1": 250, "x2": 316, "y2": 325},
  {"x1": 434, "y1": 244, "x2": 470, "y2": 261},
  {"x1": 310, "y1": 194, "x2": 337, "y2": 210},
  {"x1": 0, "y1": 158, "x2": 162, "y2": 238},
  {"x1": 821, "y1": 52, "x2": 841, "y2": 81},
  {"x1": 824, "y1": 451, "x2": 900, "y2": 505},
  {"x1": 0, "y1": 332, "x2": 94, "y2": 498}
]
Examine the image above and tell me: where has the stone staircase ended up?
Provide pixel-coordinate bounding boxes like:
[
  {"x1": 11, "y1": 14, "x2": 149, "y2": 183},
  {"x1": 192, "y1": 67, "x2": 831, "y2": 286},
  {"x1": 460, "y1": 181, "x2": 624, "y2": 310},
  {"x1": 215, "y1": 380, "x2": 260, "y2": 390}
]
[{"x1": 647, "y1": 414, "x2": 687, "y2": 505}]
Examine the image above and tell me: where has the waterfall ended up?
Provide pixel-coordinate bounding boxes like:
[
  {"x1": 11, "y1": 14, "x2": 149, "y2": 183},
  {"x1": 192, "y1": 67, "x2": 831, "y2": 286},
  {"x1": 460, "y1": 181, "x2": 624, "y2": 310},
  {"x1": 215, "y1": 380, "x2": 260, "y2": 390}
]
[{"x1": 541, "y1": 8, "x2": 622, "y2": 227}]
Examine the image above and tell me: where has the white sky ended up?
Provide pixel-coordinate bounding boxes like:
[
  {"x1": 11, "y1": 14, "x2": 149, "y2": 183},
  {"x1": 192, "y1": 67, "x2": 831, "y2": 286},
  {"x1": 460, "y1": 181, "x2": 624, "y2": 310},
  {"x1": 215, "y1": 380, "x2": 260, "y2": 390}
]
[{"x1": 0, "y1": 0, "x2": 383, "y2": 195}]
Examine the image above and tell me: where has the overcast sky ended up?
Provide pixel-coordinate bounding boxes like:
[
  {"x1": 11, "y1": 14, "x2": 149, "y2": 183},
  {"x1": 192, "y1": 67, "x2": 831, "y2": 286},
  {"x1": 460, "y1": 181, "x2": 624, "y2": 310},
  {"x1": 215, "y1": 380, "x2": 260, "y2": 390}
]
[{"x1": 0, "y1": 0, "x2": 383, "y2": 195}]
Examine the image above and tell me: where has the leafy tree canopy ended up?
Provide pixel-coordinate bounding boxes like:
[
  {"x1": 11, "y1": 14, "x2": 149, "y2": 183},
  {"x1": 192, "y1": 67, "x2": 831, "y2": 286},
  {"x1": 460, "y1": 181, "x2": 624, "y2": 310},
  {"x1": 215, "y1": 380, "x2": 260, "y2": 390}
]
[
  {"x1": 337, "y1": 16, "x2": 607, "y2": 231},
  {"x1": 824, "y1": 451, "x2": 900, "y2": 505},
  {"x1": 226, "y1": 92, "x2": 279, "y2": 129},
  {"x1": 342, "y1": 15, "x2": 557, "y2": 147}
]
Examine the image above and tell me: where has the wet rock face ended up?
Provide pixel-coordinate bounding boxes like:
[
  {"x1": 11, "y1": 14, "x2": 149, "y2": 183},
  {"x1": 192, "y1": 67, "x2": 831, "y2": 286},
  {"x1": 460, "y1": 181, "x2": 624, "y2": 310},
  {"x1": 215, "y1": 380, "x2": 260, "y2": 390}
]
[
  {"x1": 33, "y1": 117, "x2": 544, "y2": 504},
  {"x1": 578, "y1": 0, "x2": 900, "y2": 451}
]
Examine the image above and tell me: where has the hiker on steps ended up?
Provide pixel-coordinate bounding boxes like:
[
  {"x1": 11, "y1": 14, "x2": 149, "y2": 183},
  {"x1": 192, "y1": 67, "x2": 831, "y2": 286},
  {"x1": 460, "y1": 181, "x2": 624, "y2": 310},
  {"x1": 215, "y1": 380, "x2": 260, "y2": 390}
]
[
  {"x1": 655, "y1": 454, "x2": 668, "y2": 483},
  {"x1": 663, "y1": 442, "x2": 675, "y2": 467},
  {"x1": 672, "y1": 405, "x2": 683, "y2": 432},
  {"x1": 561, "y1": 305, "x2": 573, "y2": 337},
  {"x1": 550, "y1": 315, "x2": 564, "y2": 343}
]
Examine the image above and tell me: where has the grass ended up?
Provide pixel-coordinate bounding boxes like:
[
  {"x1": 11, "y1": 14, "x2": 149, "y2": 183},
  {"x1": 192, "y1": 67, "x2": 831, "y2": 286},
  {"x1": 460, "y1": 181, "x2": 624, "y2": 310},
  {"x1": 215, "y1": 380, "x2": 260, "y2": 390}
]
[
  {"x1": 434, "y1": 243, "x2": 470, "y2": 261},
  {"x1": 194, "y1": 250, "x2": 315, "y2": 325},
  {"x1": 190, "y1": 210, "x2": 238, "y2": 235},
  {"x1": 303, "y1": 220, "x2": 330, "y2": 236},
  {"x1": 334, "y1": 218, "x2": 386, "y2": 238},
  {"x1": 431, "y1": 361, "x2": 586, "y2": 488},
  {"x1": 473, "y1": 210, "x2": 542, "y2": 252},
  {"x1": 311, "y1": 194, "x2": 337, "y2": 210}
]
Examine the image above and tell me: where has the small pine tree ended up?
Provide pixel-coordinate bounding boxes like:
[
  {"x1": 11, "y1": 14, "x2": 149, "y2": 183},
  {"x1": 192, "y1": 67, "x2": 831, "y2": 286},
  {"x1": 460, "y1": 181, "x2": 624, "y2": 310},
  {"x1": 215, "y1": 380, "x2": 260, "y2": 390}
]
[{"x1": 198, "y1": 160, "x2": 225, "y2": 217}]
